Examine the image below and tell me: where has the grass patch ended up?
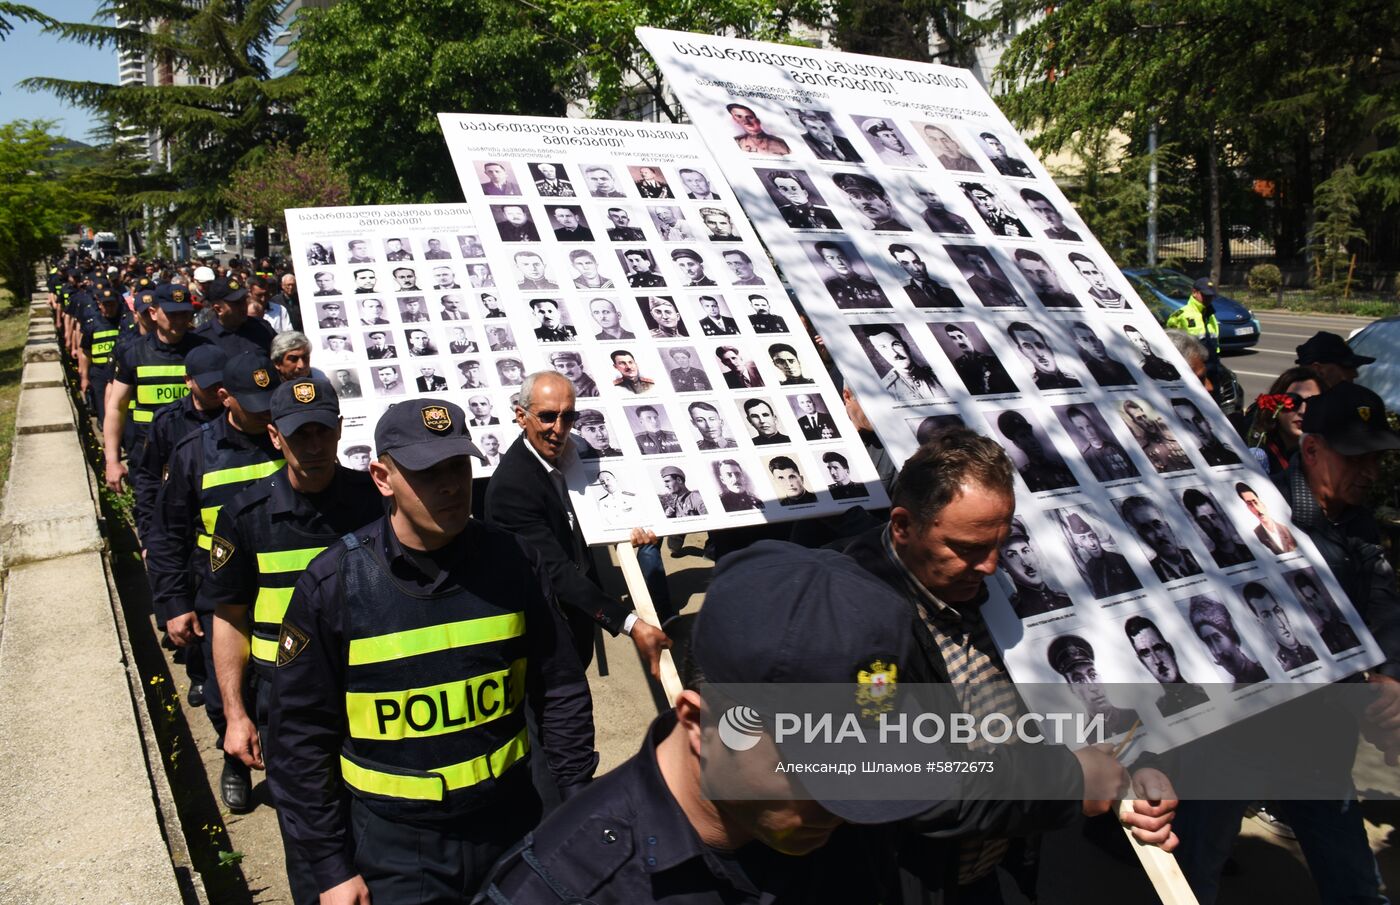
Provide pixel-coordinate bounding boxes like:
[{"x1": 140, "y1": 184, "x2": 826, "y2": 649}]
[
  {"x1": 1228, "y1": 285, "x2": 1400, "y2": 319},
  {"x1": 0, "y1": 290, "x2": 32, "y2": 487}
]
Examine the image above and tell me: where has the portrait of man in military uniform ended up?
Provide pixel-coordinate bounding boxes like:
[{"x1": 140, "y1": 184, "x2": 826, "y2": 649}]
[
  {"x1": 1123, "y1": 615, "x2": 1210, "y2": 717},
  {"x1": 758, "y1": 168, "x2": 841, "y2": 230},
  {"x1": 1120, "y1": 399, "x2": 1192, "y2": 473},
  {"x1": 491, "y1": 204, "x2": 541, "y2": 242},
  {"x1": 656, "y1": 466, "x2": 707, "y2": 518},
  {"x1": 619, "y1": 249, "x2": 666, "y2": 289},
  {"x1": 791, "y1": 108, "x2": 862, "y2": 162},
  {"x1": 994, "y1": 409, "x2": 1077, "y2": 493},
  {"x1": 854, "y1": 323, "x2": 945, "y2": 402},
  {"x1": 1240, "y1": 580, "x2": 1319, "y2": 672},
  {"x1": 931, "y1": 322, "x2": 1016, "y2": 396},
  {"x1": 628, "y1": 404, "x2": 683, "y2": 455},
  {"x1": 1046, "y1": 634, "x2": 1141, "y2": 737},
  {"x1": 1123, "y1": 325, "x2": 1181, "y2": 381},
  {"x1": 1172, "y1": 397, "x2": 1242, "y2": 467},
  {"x1": 1054, "y1": 506, "x2": 1141, "y2": 598},
  {"x1": 999, "y1": 516, "x2": 1073, "y2": 619},
  {"x1": 767, "y1": 455, "x2": 818, "y2": 506},
  {"x1": 1185, "y1": 595, "x2": 1268, "y2": 685},
  {"x1": 944, "y1": 244, "x2": 1026, "y2": 308},
  {"x1": 1054, "y1": 403, "x2": 1139, "y2": 482},
  {"x1": 1183, "y1": 487, "x2": 1255, "y2": 568},
  {"x1": 1014, "y1": 250, "x2": 1082, "y2": 308},
  {"x1": 1021, "y1": 188, "x2": 1083, "y2": 241},
  {"x1": 807, "y1": 240, "x2": 890, "y2": 309},
  {"x1": 664, "y1": 347, "x2": 711, "y2": 392},
  {"x1": 1006, "y1": 321, "x2": 1082, "y2": 391},
  {"x1": 1119, "y1": 495, "x2": 1203, "y2": 582},
  {"x1": 1069, "y1": 321, "x2": 1135, "y2": 386},
  {"x1": 573, "y1": 409, "x2": 622, "y2": 459},
  {"x1": 726, "y1": 103, "x2": 791, "y2": 156},
  {"x1": 530, "y1": 161, "x2": 575, "y2": 196},
  {"x1": 890, "y1": 244, "x2": 962, "y2": 309},
  {"x1": 978, "y1": 130, "x2": 1034, "y2": 178},
  {"x1": 1286, "y1": 568, "x2": 1362, "y2": 654},
  {"x1": 959, "y1": 181, "x2": 1031, "y2": 237}
]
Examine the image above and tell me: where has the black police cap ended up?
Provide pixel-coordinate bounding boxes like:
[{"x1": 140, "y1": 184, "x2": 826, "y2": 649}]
[
  {"x1": 1296, "y1": 331, "x2": 1375, "y2": 369},
  {"x1": 206, "y1": 276, "x2": 249, "y2": 304},
  {"x1": 221, "y1": 350, "x2": 281, "y2": 412},
  {"x1": 373, "y1": 399, "x2": 483, "y2": 470},
  {"x1": 184, "y1": 345, "x2": 229, "y2": 390},
  {"x1": 271, "y1": 376, "x2": 340, "y2": 436}
]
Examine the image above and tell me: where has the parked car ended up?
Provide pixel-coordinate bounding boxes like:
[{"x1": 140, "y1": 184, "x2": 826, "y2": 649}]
[
  {"x1": 1348, "y1": 316, "x2": 1400, "y2": 411},
  {"x1": 1122, "y1": 267, "x2": 1262, "y2": 352},
  {"x1": 192, "y1": 240, "x2": 213, "y2": 259},
  {"x1": 206, "y1": 236, "x2": 225, "y2": 254}
]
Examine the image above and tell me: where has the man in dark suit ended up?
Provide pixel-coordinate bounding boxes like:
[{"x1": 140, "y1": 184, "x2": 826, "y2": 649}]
[
  {"x1": 484, "y1": 371, "x2": 672, "y2": 671},
  {"x1": 793, "y1": 393, "x2": 838, "y2": 440}
]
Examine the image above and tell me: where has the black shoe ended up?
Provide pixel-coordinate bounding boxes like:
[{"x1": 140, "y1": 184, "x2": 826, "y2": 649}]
[
  {"x1": 187, "y1": 683, "x2": 205, "y2": 707},
  {"x1": 221, "y1": 756, "x2": 253, "y2": 814},
  {"x1": 666, "y1": 535, "x2": 685, "y2": 555}
]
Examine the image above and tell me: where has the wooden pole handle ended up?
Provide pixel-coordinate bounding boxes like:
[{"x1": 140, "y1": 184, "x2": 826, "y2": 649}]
[
  {"x1": 1117, "y1": 799, "x2": 1199, "y2": 905},
  {"x1": 614, "y1": 542, "x2": 683, "y2": 705}
]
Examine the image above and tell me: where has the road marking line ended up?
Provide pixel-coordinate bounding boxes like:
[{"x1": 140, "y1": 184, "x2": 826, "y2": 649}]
[{"x1": 1232, "y1": 369, "x2": 1281, "y2": 378}]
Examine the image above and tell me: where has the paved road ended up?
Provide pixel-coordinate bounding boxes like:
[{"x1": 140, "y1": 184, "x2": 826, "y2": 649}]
[{"x1": 1224, "y1": 309, "x2": 1380, "y2": 401}]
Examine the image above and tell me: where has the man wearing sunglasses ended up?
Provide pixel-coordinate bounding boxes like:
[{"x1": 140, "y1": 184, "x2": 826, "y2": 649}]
[{"x1": 485, "y1": 370, "x2": 673, "y2": 674}]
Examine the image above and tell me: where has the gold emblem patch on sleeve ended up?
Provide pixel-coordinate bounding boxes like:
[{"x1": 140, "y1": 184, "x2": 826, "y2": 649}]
[
  {"x1": 277, "y1": 623, "x2": 310, "y2": 666},
  {"x1": 209, "y1": 535, "x2": 235, "y2": 571}
]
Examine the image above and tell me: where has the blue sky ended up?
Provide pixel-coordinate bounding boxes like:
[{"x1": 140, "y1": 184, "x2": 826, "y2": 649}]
[{"x1": 0, "y1": 3, "x2": 116, "y2": 142}]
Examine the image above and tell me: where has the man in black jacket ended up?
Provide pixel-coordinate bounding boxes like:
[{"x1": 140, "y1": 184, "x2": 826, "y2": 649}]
[
  {"x1": 834, "y1": 426, "x2": 1178, "y2": 902},
  {"x1": 484, "y1": 370, "x2": 672, "y2": 672}
]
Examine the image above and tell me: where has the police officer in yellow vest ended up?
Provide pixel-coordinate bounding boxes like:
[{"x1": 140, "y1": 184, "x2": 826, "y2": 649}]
[
  {"x1": 148, "y1": 351, "x2": 285, "y2": 811},
  {"x1": 268, "y1": 399, "x2": 597, "y2": 905},
  {"x1": 204, "y1": 375, "x2": 382, "y2": 904},
  {"x1": 1165, "y1": 277, "x2": 1221, "y2": 353},
  {"x1": 77, "y1": 280, "x2": 136, "y2": 428},
  {"x1": 103, "y1": 282, "x2": 212, "y2": 490}
]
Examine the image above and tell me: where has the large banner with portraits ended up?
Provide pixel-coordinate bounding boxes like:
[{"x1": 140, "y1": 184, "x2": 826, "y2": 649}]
[
  {"x1": 640, "y1": 28, "x2": 1384, "y2": 752},
  {"x1": 284, "y1": 204, "x2": 524, "y2": 476},
  {"x1": 436, "y1": 112, "x2": 888, "y2": 544}
]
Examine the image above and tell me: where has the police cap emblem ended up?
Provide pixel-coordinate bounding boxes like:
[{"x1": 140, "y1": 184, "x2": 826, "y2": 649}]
[
  {"x1": 171, "y1": 288, "x2": 186, "y2": 303},
  {"x1": 422, "y1": 405, "x2": 452, "y2": 432},
  {"x1": 228, "y1": 279, "x2": 240, "y2": 290},
  {"x1": 293, "y1": 382, "x2": 316, "y2": 403},
  {"x1": 1359, "y1": 405, "x2": 1372, "y2": 422},
  {"x1": 856, "y1": 658, "x2": 898, "y2": 717},
  {"x1": 253, "y1": 368, "x2": 271, "y2": 388}
]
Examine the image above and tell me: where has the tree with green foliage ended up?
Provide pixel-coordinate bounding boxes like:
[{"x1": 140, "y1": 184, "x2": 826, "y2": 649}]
[
  {"x1": 826, "y1": 0, "x2": 1001, "y2": 69},
  {"x1": 0, "y1": 120, "x2": 108, "y2": 302},
  {"x1": 0, "y1": 2, "x2": 48, "y2": 43},
  {"x1": 1308, "y1": 164, "x2": 1367, "y2": 293},
  {"x1": 24, "y1": 0, "x2": 303, "y2": 251},
  {"x1": 295, "y1": 0, "x2": 570, "y2": 204},
  {"x1": 223, "y1": 143, "x2": 350, "y2": 245}
]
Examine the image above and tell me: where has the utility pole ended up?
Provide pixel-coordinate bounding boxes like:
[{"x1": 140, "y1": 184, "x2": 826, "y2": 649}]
[{"x1": 1147, "y1": 121, "x2": 1159, "y2": 267}]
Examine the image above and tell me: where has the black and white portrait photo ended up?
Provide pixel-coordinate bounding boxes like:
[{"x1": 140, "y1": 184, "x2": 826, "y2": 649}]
[
  {"x1": 689, "y1": 401, "x2": 738, "y2": 450},
  {"x1": 477, "y1": 160, "x2": 521, "y2": 195},
  {"x1": 905, "y1": 180, "x2": 975, "y2": 235},
  {"x1": 404, "y1": 327, "x2": 437, "y2": 357},
  {"x1": 423, "y1": 237, "x2": 453, "y2": 260},
  {"x1": 590, "y1": 470, "x2": 640, "y2": 527},
  {"x1": 492, "y1": 204, "x2": 541, "y2": 242},
  {"x1": 1239, "y1": 580, "x2": 1319, "y2": 672},
  {"x1": 316, "y1": 300, "x2": 350, "y2": 328},
  {"x1": 530, "y1": 298, "x2": 577, "y2": 343},
  {"x1": 1123, "y1": 615, "x2": 1210, "y2": 717},
  {"x1": 630, "y1": 165, "x2": 673, "y2": 198},
  {"x1": 791, "y1": 108, "x2": 863, "y2": 163},
  {"x1": 431, "y1": 266, "x2": 461, "y2": 291},
  {"x1": 931, "y1": 322, "x2": 1017, "y2": 395},
  {"x1": 1172, "y1": 397, "x2": 1243, "y2": 466},
  {"x1": 1053, "y1": 403, "x2": 1139, "y2": 482},
  {"x1": 788, "y1": 393, "x2": 839, "y2": 441},
  {"x1": 888, "y1": 243, "x2": 961, "y2": 308},
  {"x1": 678, "y1": 167, "x2": 721, "y2": 200},
  {"x1": 311, "y1": 271, "x2": 340, "y2": 297},
  {"x1": 638, "y1": 295, "x2": 688, "y2": 338},
  {"x1": 530, "y1": 161, "x2": 574, "y2": 196},
  {"x1": 587, "y1": 297, "x2": 635, "y2": 342},
  {"x1": 546, "y1": 205, "x2": 593, "y2": 242},
  {"x1": 657, "y1": 466, "x2": 708, "y2": 518},
  {"x1": 439, "y1": 294, "x2": 468, "y2": 321},
  {"x1": 853, "y1": 323, "x2": 945, "y2": 402},
  {"x1": 726, "y1": 104, "x2": 792, "y2": 157},
  {"x1": 1286, "y1": 568, "x2": 1362, "y2": 654},
  {"x1": 370, "y1": 363, "x2": 405, "y2": 397},
  {"x1": 457, "y1": 359, "x2": 489, "y2": 390},
  {"x1": 513, "y1": 250, "x2": 557, "y2": 291},
  {"x1": 670, "y1": 248, "x2": 717, "y2": 287},
  {"x1": 741, "y1": 397, "x2": 791, "y2": 445},
  {"x1": 496, "y1": 357, "x2": 525, "y2": 387},
  {"x1": 345, "y1": 238, "x2": 375, "y2": 263},
  {"x1": 363, "y1": 329, "x2": 398, "y2": 360},
  {"x1": 917, "y1": 122, "x2": 983, "y2": 172},
  {"x1": 573, "y1": 409, "x2": 623, "y2": 459},
  {"x1": 856, "y1": 117, "x2": 925, "y2": 167},
  {"x1": 568, "y1": 250, "x2": 615, "y2": 291},
  {"x1": 321, "y1": 333, "x2": 354, "y2": 361},
  {"x1": 1123, "y1": 325, "x2": 1181, "y2": 381},
  {"x1": 1045, "y1": 634, "x2": 1140, "y2": 737},
  {"x1": 698, "y1": 208, "x2": 741, "y2": 242},
  {"x1": 664, "y1": 346, "x2": 711, "y2": 392},
  {"x1": 466, "y1": 394, "x2": 499, "y2": 426},
  {"x1": 627, "y1": 404, "x2": 683, "y2": 455},
  {"x1": 485, "y1": 324, "x2": 517, "y2": 352},
  {"x1": 397, "y1": 296, "x2": 429, "y2": 323},
  {"x1": 391, "y1": 267, "x2": 421, "y2": 294},
  {"x1": 1182, "y1": 487, "x2": 1255, "y2": 568},
  {"x1": 477, "y1": 292, "x2": 506, "y2": 320},
  {"x1": 342, "y1": 444, "x2": 371, "y2": 471},
  {"x1": 757, "y1": 168, "x2": 841, "y2": 230},
  {"x1": 768, "y1": 343, "x2": 814, "y2": 386},
  {"x1": 618, "y1": 249, "x2": 667, "y2": 289},
  {"x1": 330, "y1": 368, "x2": 361, "y2": 400},
  {"x1": 993, "y1": 409, "x2": 1077, "y2": 493},
  {"x1": 821, "y1": 451, "x2": 868, "y2": 500},
  {"x1": 747, "y1": 294, "x2": 788, "y2": 334},
  {"x1": 767, "y1": 455, "x2": 818, "y2": 506},
  {"x1": 1184, "y1": 595, "x2": 1268, "y2": 684},
  {"x1": 1020, "y1": 188, "x2": 1083, "y2": 242},
  {"x1": 305, "y1": 241, "x2": 335, "y2": 266},
  {"x1": 1118, "y1": 495, "x2": 1204, "y2": 582},
  {"x1": 695, "y1": 295, "x2": 739, "y2": 336},
  {"x1": 1120, "y1": 399, "x2": 1192, "y2": 473},
  {"x1": 1068, "y1": 252, "x2": 1130, "y2": 310},
  {"x1": 384, "y1": 237, "x2": 414, "y2": 261},
  {"x1": 548, "y1": 350, "x2": 600, "y2": 398},
  {"x1": 1012, "y1": 249, "x2": 1081, "y2": 308},
  {"x1": 943, "y1": 245, "x2": 1026, "y2": 308},
  {"x1": 722, "y1": 249, "x2": 766, "y2": 287},
  {"x1": 715, "y1": 346, "x2": 763, "y2": 389},
  {"x1": 458, "y1": 234, "x2": 486, "y2": 258},
  {"x1": 582, "y1": 164, "x2": 626, "y2": 198},
  {"x1": 1006, "y1": 321, "x2": 1082, "y2": 391},
  {"x1": 1236, "y1": 481, "x2": 1297, "y2": 555},
  {"x1": 610, "y1": 349, "x2": 656, "y2": 394},
  {"x1": 1068, "y1": 321, "x2": 1135, "y2": 386},
  {"x1": 712, "y1": 457, "x2": 764, "y2": 510},
  {"x1": 1055, "y1": 505, "x2": 1142, "y2": 598},
  {"x1": 605, "y1": 208, "x2": 647, "y2": 242},
  {"x1": 977, "y1": 130, "x2": 1033, "y2": 178},
  {"x1": 651, "y1": 206, "x2": 703, "y2": 241},
  {"x1": 467, "y1": 263, "x2": 496, "y2": 289},
  {"x1": 355, "y1": 297, "x2": 389, "y2": 326},
  {"x1": 806, "y1": 240, "x2": 891, "y2": 309},
  {"x1": 959, "y1": 181, "x2": 1031, "y2": 238},
  {"x1": 999, "y1": 516, "x2": 1073, "y2": 618},
  {"x1": 832, "y1": 172, "x2": 912, "y2": 231},
  {"x1": 352, "y1": 268, "x2": 378, "y2": 294},
  {"x1": 414, "y1": 364, "x2": 448, "y2": 392}
]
